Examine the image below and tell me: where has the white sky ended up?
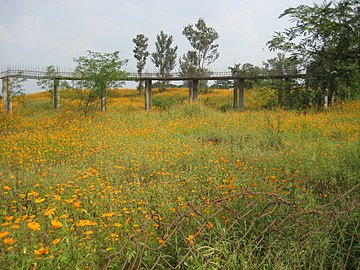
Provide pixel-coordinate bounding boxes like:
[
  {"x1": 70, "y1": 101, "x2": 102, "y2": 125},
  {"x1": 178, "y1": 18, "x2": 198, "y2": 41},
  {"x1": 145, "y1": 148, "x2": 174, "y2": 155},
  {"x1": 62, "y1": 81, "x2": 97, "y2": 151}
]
[{"x1": 0, "y1": 0, "x2": 322, "y2": 92}]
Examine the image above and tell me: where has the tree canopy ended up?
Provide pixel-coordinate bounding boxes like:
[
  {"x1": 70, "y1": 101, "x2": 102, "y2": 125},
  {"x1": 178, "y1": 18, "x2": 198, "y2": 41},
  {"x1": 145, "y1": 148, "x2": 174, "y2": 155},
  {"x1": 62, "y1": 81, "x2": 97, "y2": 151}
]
[{"x1": 73, "y1": 50, "x2": 128, "y2": 112}]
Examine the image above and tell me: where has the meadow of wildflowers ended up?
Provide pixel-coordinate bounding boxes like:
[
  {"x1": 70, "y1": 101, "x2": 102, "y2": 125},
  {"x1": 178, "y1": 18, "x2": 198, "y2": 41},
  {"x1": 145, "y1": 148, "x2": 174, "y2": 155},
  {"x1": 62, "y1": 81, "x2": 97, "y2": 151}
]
[{"x1": 1, "y1": 88, "x2": 359, "y2": 269}]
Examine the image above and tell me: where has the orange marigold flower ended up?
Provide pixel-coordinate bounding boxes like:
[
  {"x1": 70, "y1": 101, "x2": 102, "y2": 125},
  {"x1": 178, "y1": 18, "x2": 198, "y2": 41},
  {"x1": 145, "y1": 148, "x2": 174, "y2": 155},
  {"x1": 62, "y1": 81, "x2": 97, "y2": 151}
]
[
  {"x1": 3, "y1": 237, "x2": 17, "y2": 245},
  {"x1": 27, "y1": 221, "x2": 41, "y2": 231},
  {"x1": 33, "y1": 246, "x2": 50, "y2": 255},
  {"x1": 50, "y1": 219, "x2": 63, "y2": 229},
  {"x1": 3, "y1": 185, "x2": 12, "y2": 191},
  {"x1": 52, "y1": 238, "x2": 61, "y2": 245},
  {"x1": 0, "y1": 231, "x2": 10, "y2": 239},
  {"x1": 35, "y1": 198, "x2": 45, "y2": 203},
  {"x1": 84, "y1": 230, "x2": 93, "y2": 235},
  {"x1": 101, "y1": 212, "x2": 115, "y2": 218},
  {"x1": 44, "y1": 207, "x2": 56, "y2": 217},
  {"x1": 75, "y1": 219, "x2": 98, "y2": 227}
]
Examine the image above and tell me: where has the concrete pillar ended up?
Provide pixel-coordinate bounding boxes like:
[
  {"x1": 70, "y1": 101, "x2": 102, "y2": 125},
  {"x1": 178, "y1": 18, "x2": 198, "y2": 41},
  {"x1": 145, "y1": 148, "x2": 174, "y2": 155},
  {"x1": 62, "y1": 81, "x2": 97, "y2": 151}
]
[
  {"x1": 2, "y1": 76, "x2": 11, "y2": 114},
  {"x1": 145, "y1": 79, "x2": 152, "y2": 111},
  {"x1": 54, "y1": 79, "x2": 60, "y2": 111},
  {"x1": 188, "y1": 80, "x2": 193, "y2": 103},
  {"x1": 239, "y1": 78, "x2": 245, "y2": 111},
  {"x1": 233, "y1": 79, "x2": 238, "y2": 109},
  {"x1": 189, "y1": 79, "x2": 199, "y2": 102},
  {"x1": 193, "y1": 79, "x2": 199, "y2": 101}
]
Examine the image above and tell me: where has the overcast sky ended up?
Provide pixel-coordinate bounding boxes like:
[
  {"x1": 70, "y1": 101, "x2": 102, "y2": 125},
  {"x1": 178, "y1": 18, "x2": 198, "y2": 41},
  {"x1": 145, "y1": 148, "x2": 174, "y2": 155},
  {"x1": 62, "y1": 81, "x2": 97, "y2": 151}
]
[{"x1": 0, "y1": 0, "x2": 322, "y2": 91}]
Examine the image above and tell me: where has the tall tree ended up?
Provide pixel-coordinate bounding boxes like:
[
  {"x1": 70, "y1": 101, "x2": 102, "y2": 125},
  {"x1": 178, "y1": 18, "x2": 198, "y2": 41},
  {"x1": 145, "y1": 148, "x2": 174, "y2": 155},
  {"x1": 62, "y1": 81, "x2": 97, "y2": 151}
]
[
  {"x1": 132, "y1": 34, "x2": 150, "y2": 91},
  {"x1": 262, "y1": 53, "x2": 299, "y2": 107},
  {"x1": 182, "y1": 18, "x2": 219, "y2": 75},
  {"x1": 267, "y1": 0, "x2": 360, "y2": 106},
  {"x1": 73, "y1": 50, "x2": 128, "y2": 113},
  {"x1": 151, "y1": 31, "x2": 178, "y2": 92}
]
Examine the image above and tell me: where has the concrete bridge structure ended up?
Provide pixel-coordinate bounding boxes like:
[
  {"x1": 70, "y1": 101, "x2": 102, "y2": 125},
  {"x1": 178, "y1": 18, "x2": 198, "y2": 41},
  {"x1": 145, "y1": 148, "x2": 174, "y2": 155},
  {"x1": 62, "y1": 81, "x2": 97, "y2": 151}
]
[{"x1": 1, "y1": 67, "x2": 306, "y2": 113}]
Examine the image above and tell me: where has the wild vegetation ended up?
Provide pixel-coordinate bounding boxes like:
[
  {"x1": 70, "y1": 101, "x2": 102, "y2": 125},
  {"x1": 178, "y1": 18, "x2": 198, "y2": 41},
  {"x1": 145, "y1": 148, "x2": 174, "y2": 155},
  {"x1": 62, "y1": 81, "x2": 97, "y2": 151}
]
[{"x1": 0, "y1": 89, "x2": 359, "y2": 269}]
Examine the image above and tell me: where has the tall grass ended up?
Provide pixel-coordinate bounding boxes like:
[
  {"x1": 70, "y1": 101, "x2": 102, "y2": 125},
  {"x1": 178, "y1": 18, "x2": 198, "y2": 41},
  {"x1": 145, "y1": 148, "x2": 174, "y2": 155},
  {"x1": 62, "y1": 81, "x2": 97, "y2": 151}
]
[{"x1": 0, "y1": 89, "x2": 359, "y2": 269}]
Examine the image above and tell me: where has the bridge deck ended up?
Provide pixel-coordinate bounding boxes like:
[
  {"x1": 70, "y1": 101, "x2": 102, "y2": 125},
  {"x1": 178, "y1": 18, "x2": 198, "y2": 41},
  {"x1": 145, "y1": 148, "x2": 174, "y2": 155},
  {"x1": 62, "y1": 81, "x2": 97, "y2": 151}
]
[{"x1": 0, "y1": 68, "x2": 306, "y2": 81}]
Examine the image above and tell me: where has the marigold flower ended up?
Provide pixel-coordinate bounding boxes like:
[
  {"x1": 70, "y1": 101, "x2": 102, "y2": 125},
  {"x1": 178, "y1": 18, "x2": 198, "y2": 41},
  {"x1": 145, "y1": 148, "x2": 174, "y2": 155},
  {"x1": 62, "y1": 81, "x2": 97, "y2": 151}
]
[
  {"x1": 50, "y1": 219, "x2": 63, "y2": 229},
  {"x1": 52, "y1": 238, "x2": 61, "y2": 245},
  {"x1": 44, "y1": 207, "x2": 56, "y2": 217},
  {"x1": 33, "y1": 246, "x2": 50, "y2": 255},
  {"x1": 3, "y1": 237, "x2": 17, "y2": 245},
  {"x1": 75, "y1": 219, "x2": 98, "y2": 227},
  {"x1": 84, "y1": 230, "x2": 93, "y2": 235},
  {"x1": 27, "y1": 221, "x2": 41, "y2": 231},
  {"x1": 0, "y1": 231, "x2": 10, "y2": 238},
  {"x1": 35, "y1": 198, "x2": 45, "y2": 203}
]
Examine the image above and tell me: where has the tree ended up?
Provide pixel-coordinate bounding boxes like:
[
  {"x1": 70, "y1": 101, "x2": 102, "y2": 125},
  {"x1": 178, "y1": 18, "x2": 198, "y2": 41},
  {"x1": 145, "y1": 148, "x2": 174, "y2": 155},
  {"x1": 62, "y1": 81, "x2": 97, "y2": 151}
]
[
  {"x1": 228, "y1": 63, "x2": 262, "y2": 89},
  {"x1": 132, "y1": 34, "x2": 150, "y2": 91},
  {"x1": 182, "y1": 18, "x2": 219, "y2": 74},
  {"x1": 73, "y1": 50, "x2": 128, "y2": 114},
  {"x1": 151, "y1": 31, "x2": 178, "y2": 92},
  {"x1": 267, "y1": 0, "x2": 360, "y2": 107},
  {"x1": 262, "y1": 53, "x2": 299, "y2": 107}
]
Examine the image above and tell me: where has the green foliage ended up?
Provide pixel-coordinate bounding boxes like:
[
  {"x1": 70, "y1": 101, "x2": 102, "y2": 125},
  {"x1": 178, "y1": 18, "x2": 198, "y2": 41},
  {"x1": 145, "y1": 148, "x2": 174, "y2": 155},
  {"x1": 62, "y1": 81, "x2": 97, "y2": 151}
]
[
  {"x1": 151, "y1": 31, "x2": 178, "y2": 92},
  {"x1": 267, "y1": 0, "x2": 360, "y2": 107},
  {"x1": 132, "y1": 34, "x2": 150, "y2": 91},
  {"x1": 182, "y1": 18, "x2": 220, "y2": 72},
  {"x1": 152, "y1": 95, "x2": 187, "y2": 111},
  {"x1": 72, "y1": 50, "x2": 128, "y2": 113}
]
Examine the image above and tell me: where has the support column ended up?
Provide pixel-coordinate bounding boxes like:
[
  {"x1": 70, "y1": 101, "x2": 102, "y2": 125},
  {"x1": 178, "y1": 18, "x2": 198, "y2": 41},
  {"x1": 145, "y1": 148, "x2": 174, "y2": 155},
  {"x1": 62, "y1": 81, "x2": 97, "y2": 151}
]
[
  {"x1": 233, "y1": 79, "x2": 238, "y2": 109},
  {"x1": 239, "y1": 78, "x2": 245, "y2": 111},
  {"x1": 145, "y1": 80, "x2": 152, "y2": 111},
  {"x1": 189, "y1": 79, "x2": 199, "y2": 103},
  {"x1": 193, "y1": 79, "x2": 199, "y2": 101},
  {"x1": 54, "y1": 79, "x2": 60, "y2": 111},
  {"x1": 188, "y1": 80, "x2": 193, "y2": 103},
  {"x1": 2, "y1": 76, "x2": 11, "y2": 114}
]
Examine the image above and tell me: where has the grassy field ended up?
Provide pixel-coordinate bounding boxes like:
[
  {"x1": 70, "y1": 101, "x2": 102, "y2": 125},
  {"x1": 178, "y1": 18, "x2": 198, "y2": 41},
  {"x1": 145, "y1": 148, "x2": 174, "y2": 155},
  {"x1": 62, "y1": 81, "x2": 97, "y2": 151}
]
[{"x1": 1, "y1": 88, "x2": 359, "y2": 269}]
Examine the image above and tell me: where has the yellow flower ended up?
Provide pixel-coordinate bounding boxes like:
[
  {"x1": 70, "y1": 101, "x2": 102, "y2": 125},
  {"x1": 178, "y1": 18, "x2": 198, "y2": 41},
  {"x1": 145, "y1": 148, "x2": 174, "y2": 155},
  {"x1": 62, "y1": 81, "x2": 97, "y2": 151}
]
[
  {"x1": 50, "y1": 219, "x2": 63, "y2": 229},
  {"x1": 75, "y1": 219, "x2": 98, "y2": 227},
  {"x1": 33, "y1": 246, "x2": 50, "y2": 255},
  {"x1": 3, "y1": 237, "x2": 17, "y2": 245},
  {"x1": 5, "y1": 216, "x2": 13, "y2": 221},
  {"x1": 44, "y1": 207, "x2": 56, "y2": 217},
  {"x1": 113, "y1": 223, "x2": 122, "y2": 227},
  {"x1": 27, "y1": 221, "x2": 41, "y2": 231},
  {"x1": 187, "y1": 235, "x2": 195, "y2": 246},
  {"x1": 84, "y1": 230, "x2": 93, "y2": 235},
  {"x1": 101, "y1": 212, "x2": 115, "y2": 218},
  {"x1": 52, "y1": 238, "x2": 61, "y2": 245},
  {"x1": 3, "y1": 185, "x2": 12, "y2": 191},
  {"x1": 60, "y1": 214, "x2": 69, "y2": 219},
  {"x1": 0, "y1": 231, "x2": 10, "y2": 239},
  {"x1": 35, "y1": 198, "x2": 45, "y2": 203}
]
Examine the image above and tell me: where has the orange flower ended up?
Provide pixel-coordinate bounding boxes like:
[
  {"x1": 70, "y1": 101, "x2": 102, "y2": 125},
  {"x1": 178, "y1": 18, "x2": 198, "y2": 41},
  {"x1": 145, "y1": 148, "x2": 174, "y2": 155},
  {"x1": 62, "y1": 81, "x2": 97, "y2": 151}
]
[
  {"x1": 75, "y1": 219, "x2": 98, "y2": 227},
  {"x1": 44, "y1": 207, "x2": 56, "y2": 217},
  {"x1": 50, "y1": 219, "x2": 63, "y2": 229},
  {"x1": 0, "y1": 231, "x2": 10, "y2": 239},
  {"x1": 3, "y1": 237, "x2": 17, "y2": 245},
  {"x1": 52, "y1": 238, "x2": 61, "y2": 245},
  {"x1": 33, "y1": 246, "x2": 50, "y2": 255},
  {"x1": 27, "y1": 221, "x2": 41, "y2": 231}
]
